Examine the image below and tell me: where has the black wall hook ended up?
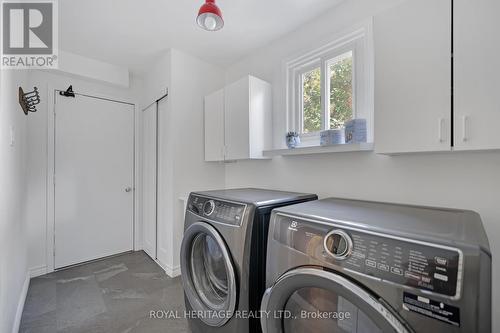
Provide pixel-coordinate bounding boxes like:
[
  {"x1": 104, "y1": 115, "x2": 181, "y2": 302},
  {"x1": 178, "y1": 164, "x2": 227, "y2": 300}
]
[
  {"x1": 19, "y1": 87, "x2": 40, "y2": 115},
  {"x1": 60, "y1": 85, "x2": 75, "y2": 97}
]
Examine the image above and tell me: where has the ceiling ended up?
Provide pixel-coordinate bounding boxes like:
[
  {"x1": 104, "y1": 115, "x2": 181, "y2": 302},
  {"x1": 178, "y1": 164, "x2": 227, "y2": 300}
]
[{"x1": 59, "y1": 0, "x2": 344, "y2": 74}]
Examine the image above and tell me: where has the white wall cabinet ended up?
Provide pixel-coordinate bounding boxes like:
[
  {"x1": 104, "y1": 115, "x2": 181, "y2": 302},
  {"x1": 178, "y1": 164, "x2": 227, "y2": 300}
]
[
  {"x1": 454, "y1": 0, "x2": 500, "y2": 151},
  {"x1": 204, "y1": 75, "x2": 272, "y2": 161},
  {"x1": 374, "y1": 0, "x2": 452, "y2": 154}
]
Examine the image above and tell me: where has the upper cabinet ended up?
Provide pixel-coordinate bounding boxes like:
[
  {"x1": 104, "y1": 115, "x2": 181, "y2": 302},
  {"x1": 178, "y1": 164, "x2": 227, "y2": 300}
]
[
  {"x1": 454, "y1": 0, "x2": 500, "y2": 150},
  {"x1": 374, "y1": 0, "x2": 452, "y2": 154},
  {"x1": 204, "y1": 75, "x2": 272, "y2": 161}
]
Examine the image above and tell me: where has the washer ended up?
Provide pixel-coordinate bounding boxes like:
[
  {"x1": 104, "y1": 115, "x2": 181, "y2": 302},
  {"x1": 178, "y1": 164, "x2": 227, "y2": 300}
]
[
  {"x1": 180, "y1": 188, "x2": 318, "y2": 333},
  {"x1": 261, "y1": 198, "x2": 491, "y2": 333}
]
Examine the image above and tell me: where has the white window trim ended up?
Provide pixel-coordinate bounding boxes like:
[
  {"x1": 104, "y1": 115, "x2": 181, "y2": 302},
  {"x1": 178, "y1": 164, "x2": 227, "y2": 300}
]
[{"x1": 285, "y1": 20, "x2": 374, "y2": 146}]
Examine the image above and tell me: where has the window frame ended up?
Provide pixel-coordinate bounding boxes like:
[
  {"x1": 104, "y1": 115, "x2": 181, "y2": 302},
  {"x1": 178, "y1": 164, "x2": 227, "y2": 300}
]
[{"x1": 286, "y1": 22, "x2": 373, "y2": 145}]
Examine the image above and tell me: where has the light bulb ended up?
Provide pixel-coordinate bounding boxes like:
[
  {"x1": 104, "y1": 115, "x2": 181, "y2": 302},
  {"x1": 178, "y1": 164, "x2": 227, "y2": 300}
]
[{"x1": 204, "y1": 16, "x2": 217, "y2": 31}]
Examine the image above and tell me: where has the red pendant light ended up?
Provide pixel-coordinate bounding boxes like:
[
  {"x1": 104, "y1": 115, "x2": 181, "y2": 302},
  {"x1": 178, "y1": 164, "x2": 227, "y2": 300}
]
[{"x1": 197, "y1": 0, "x2": 224, "y2": 31}]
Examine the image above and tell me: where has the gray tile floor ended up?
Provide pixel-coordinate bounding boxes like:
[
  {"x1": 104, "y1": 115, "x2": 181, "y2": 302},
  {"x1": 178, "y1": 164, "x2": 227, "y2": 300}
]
[{"x1": 20, "y1": 251, "x2": 190, "y2": 333}]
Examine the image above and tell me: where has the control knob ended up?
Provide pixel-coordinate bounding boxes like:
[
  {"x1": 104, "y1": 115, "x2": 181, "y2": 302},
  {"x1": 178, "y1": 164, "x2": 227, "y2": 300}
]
[
  {"x1": 203, "y1": 200, "x2": 216, "y2": 216},
  {"x1": 324, "y1": 229, "x2": 353, "y2": 260}
]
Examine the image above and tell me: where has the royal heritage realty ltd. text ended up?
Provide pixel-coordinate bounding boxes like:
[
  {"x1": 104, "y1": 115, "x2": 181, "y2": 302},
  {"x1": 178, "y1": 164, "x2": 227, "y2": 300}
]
[{"x1": 149, "y1": 310, "x2": 352, "y2": 320}]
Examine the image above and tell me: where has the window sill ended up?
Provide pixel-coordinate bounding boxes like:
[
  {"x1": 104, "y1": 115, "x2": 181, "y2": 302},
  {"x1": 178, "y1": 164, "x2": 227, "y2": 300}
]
[{"x1": 263, "y1": 143, "x2": 374, "y2": 157}]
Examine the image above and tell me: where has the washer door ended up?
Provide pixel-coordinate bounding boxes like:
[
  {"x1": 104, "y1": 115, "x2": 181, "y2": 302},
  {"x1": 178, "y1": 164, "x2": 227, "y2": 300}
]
[
  {"x1": 180, "y1": 222, "x2": 237, "y2": 327},
  {"x1": 261, "y1": 267, "x2": 412, "y2": 333}
]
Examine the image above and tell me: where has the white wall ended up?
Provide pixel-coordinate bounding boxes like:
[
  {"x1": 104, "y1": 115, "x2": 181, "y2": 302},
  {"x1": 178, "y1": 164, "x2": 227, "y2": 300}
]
[
  {"x1": 25, "y1": 70, "x2": 141, "y2": 276},
  {"x1": 57, "y1": 50, "x2": 130, "y2": 87},
  {"x1": 0, "y1": 69, "x2": 30, "y2": 333},
  {"x1": 223, "y1": 0, "x2": 500, "y2": 330},
  {"x1": 169, "y1": 49, "x2": 226, "y2": 270},
  {"x1": 140, "y1": 49, "x2": 226, "y2": 275}
]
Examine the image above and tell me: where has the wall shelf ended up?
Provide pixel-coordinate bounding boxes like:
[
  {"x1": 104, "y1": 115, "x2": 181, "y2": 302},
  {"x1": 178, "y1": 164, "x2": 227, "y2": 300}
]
[{"x1": 263, "y1": 143, "x2": 374, "y2": 157}]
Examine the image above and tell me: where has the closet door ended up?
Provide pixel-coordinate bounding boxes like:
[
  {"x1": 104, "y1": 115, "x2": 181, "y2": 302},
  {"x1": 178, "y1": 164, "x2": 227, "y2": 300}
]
[
  {"x1": 142, "y1": 103, "x2": 157, "y2": 259},
  {"x1": 374, "y1": 0, "x2": 452, "y2": 154},
  {"x1": 454, "y1": 0, "x2": 500, "y2": 150}
]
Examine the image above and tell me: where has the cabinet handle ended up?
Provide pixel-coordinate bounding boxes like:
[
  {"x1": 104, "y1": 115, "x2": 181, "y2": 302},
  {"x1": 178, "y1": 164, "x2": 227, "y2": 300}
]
[
  {"x1": 462, "y1": 116, "x2": 469, "y2": 142},
  {"x1": 438, "y1": 118, "x2": 446, "y2": 143}
]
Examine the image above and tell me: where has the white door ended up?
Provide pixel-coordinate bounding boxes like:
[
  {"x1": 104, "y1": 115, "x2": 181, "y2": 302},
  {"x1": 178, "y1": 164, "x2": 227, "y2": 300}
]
[
  {"x1": 204, "y1": 89, "x2": 225, "y2": 162},
  {"x1": 374, "y1": 0, "x2": 452, "y2": 154},
  {"x1": 454, "y1": 0, "x2": 500, "y2": 150},
  {"x1": 54, "y1": 93, "x2": 134, "y2": 268},
  {"x1": 142, "y1": 103, "x2": 157, "y2": 259}
]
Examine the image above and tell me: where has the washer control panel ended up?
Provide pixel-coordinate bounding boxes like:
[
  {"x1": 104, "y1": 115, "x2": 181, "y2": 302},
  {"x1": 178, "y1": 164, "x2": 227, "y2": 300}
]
[
  {"x1": 188, "y1": 195, "x2": 246, "y2": 226},
  {"x1": 274, "y1": 214, "x2": 462, "y2": 298}
]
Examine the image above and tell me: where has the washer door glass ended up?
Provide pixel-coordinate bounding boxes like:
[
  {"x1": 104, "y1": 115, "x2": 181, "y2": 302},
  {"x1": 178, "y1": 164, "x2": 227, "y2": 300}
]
[
  {"x1": 284, "y1": 287, "x2": 382, "y2": 332},
  {"x1": 191, "y1": 233, "x2": 229, "y2": 308},
  {"x1": 180, "y1": 222, "x2": 237, "y2": 327},
  {"x1": 261, "y1": 268, "x2": 411, "y2": 333}
]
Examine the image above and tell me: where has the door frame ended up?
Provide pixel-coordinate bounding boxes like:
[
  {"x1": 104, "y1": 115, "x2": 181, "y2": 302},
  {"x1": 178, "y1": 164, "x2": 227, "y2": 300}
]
[{"x1": 46, "y1": 84, "x2": 140, "y2": 273}]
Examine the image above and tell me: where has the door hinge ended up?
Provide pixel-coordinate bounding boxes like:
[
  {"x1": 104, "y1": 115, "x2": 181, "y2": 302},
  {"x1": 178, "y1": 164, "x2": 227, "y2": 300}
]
[{"x1": 53, "y1": 174, "x2": 56, "y2": 185}]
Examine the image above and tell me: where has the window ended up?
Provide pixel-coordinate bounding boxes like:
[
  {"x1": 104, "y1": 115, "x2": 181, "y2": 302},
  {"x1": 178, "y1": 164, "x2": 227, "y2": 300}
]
[
  {"x1": 302, "y1": 67, "x2": 321, "y2": 133},
  {"x1": 287, "y1": 23, "x2": 373, "y2": 144}
]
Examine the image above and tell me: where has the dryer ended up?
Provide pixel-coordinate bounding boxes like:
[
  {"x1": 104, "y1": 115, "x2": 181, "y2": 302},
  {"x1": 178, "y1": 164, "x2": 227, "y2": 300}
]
[
  {"x1": 180, "y1": 188, "x2": 318, "y2": 333},
  {"x1": 261, "y1": 198, "x2": 491, "y2": 333}
]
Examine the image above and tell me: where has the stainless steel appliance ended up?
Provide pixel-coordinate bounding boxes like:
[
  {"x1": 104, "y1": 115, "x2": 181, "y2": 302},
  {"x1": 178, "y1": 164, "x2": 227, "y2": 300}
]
[
  {"x1": 261, "y1": 198, "x2": 491, "y2": 333},
  {"x1": 180, "y1": 188, "x2": 318, "y2": 333}
]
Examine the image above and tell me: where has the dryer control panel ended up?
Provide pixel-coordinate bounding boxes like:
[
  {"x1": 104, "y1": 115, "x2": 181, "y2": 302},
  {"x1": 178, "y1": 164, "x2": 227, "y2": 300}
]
[
  {"x1": 274, "y1": 214, "x2": 462, "y2": 299},
  {"x1": 188, "y1": 195, "x2": 246, "y2": 226}
]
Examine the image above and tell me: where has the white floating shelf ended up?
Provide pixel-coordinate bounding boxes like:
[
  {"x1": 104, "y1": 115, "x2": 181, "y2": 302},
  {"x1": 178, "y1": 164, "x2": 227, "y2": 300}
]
[{"x1": 263, "y1": 143, "x2": 374, "y2": 157}]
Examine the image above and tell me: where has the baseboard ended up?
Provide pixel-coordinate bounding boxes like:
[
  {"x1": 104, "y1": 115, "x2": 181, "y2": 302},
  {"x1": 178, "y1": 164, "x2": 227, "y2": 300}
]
[
  {"x1": 155, "y1": 259, "x2": 181, "y2": 278},
  {"x1": 12, "y1": 273, "x2": 30, "y2": 333},
  {"x1": 29, "y1": 265, "x2": 47, "y2": 278},
  {"x1": 164, "y1": 264, "x2": 181, "y2": 278}
]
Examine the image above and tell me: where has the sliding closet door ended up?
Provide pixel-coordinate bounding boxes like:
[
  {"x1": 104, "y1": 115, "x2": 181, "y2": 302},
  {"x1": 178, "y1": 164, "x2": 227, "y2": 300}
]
[{"x1": 142, "y1": 104, "x2": 157, "y2": 259}]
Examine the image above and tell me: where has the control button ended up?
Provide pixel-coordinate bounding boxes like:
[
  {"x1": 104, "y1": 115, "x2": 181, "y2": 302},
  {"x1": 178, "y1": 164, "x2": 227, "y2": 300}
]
[
  {"x1": 352, "y1": 251, "x2": 366, "y2": 259},
  {"x1": 435, "y1": 256, "x2": 448, "y2": 266},
  {"x1": 422, "y1": 276, "x2": 431, "y2": 283},
  {"x1": 377, "y1": 263, "x2": 390, "y2": 272},
  {"x1": 365, "y1": 260, "x2": 376, "y2": 268},
  {"x1": 404, "y1": 271, "x2": 421, "y2": 281},
  {"x1": 434, "y1": 273, "x2": 449, "y2": 282},
  {"x1": 390, "y1": 267, "x2": 403, "y2": 276},
  {"x1": 203, "y1": 200, "x2": 215, "y2": 216},
  {"x1": 234, "y1": 215, "x2": 240, "y2": 221},
  {"x1": 324, "y1": 230, "x2": 353, "y2": 260}
]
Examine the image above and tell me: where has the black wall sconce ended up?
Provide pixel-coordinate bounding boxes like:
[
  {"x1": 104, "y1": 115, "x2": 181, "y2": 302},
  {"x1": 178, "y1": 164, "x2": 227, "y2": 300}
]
[{"x1": 19, "y1": 87, "x2": 40, "y2": 115}]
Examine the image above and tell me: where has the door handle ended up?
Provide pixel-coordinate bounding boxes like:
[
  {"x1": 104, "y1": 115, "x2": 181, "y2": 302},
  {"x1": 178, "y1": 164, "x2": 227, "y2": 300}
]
[
  {"x1": 438, "y1": 118, "x2": 446, "y2": 143},
  {"x1": 462, "y1": 116, "x2": 469, "y2": 142},
  {"x1": 125, "y1": 187, "x2": 132, "y2": 193}
]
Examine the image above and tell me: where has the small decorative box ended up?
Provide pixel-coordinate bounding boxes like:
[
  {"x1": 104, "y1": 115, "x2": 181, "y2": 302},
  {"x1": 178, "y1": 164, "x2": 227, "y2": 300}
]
[
  {"x1": 345, "y1": 119, "x2": 367, "y2": 144},
  {"x1": 320, "y1": 129, "x2": 345, "y2": 146}
]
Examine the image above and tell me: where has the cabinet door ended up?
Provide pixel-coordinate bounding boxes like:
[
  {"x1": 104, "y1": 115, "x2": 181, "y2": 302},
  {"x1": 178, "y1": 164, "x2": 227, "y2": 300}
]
[
  {"x1": 204, "y1": 89, "x2": 225, "y2": 161},
  {"x1": 454, "y1": 0, "x2": 500, "y2": 150},
  {"x1": 374, "y1": 0, "x2": 452, "y2": 154},
  {"x1": 225, "y1": 77, "x2": 250, "y2": 160},
  {"x1": 248, "y1": 77, "x2": 272, "y2": 159}
]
